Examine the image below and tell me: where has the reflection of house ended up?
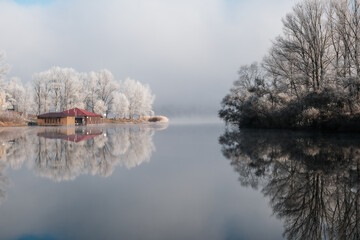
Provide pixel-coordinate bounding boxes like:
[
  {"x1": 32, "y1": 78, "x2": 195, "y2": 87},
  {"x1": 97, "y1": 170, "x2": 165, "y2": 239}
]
[
  {"x1": 37, "y1": 108, "x2": 102, "y2": 126},
  {"x1": 37, "y1": 128, "x2": 103, "y2": 143}
]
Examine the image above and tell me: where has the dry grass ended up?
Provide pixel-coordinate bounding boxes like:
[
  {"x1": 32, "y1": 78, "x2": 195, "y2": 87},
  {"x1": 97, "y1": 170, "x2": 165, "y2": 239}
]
[
  {"x1": 104, "y1": 116, "x2": 169, "y2": 124},
  {"x1": 0, "y1": 111, "x2": 27, "y2": 127},
  {"x1": 141, "y1": 116, "x2": 169, "y2": 123}
]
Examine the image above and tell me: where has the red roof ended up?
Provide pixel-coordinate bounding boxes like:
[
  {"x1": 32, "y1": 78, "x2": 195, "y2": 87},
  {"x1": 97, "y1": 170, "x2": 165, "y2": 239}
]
[
  {"x1": 38, "y1": 112, "x2": 69, "y2": 118},
  {"x1": 61, "y1": 108, "x2": 102, "y2": 117}
]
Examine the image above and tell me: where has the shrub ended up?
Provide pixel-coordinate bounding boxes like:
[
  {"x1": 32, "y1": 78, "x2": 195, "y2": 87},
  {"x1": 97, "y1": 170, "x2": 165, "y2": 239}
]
[{"x1": 0, "y1": 111, "x2": 25, "y2": 124}]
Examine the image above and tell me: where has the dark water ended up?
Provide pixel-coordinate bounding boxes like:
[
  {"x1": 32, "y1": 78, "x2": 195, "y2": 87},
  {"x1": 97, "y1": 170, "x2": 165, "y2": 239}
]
[
  {"x1": 220, "y1": 128, "x2": 360, "y2": 240},
  {"x1": 0, "y1": 123, "x2": 358, "y2": 239}
]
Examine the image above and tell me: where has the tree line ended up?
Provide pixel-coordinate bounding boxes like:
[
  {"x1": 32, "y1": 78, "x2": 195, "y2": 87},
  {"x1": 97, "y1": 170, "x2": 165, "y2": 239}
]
[
  {"x1": 220, "y1": 0, "x2": 360, "y2": 130},
  {"x1": 0, "y1": 53, "x2": 155, "y2": 119}
]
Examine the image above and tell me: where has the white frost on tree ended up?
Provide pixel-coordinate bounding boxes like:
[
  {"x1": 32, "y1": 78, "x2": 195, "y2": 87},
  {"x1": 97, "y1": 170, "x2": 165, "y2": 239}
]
[
  {"x1": 19, "y1": 83, "x2": 34, "y2": 115},
  {"x1": 112, "y1": 93, "x2": 129, "y2": 118},
  {"x1": 32, "y1": 71, "x2": 52, "y2": 114},
  {"x1": 33, "y1": 67, "x2": 86, "y2": 114},
  {"x1": 94, "y1": 99, "x2": 106, "y2": 116},
  {"x1": 84, "y1": 71, "x2": 98, "y2": 113},
  {"x1": 32, "y1": 66, "x2": 155, "y2": 118},
  {"x1": 0, "y1": 51, "x2": 10, "y2": 111},
  {"x1": 4, "y1": 77, "x2": 25, "y2": 112},
  {"x1": 95, "y1": 69, "x2": 117, "y2": 117},
  {"x1": 122, "y1": 78, "x2": 155, "y2": 119}
]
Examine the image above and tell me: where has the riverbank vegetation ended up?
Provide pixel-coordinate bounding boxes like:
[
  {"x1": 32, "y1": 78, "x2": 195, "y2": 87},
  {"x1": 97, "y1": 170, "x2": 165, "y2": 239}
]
[
  {"x1": 0, "y1": 111, "x2": 26, "y2": 127},
  {"x1": 219, "y1": 0, "x2": 360, "y2": 131},
  {"x1": 0, "y1": 51, "x2": 158, "y2": 125}
]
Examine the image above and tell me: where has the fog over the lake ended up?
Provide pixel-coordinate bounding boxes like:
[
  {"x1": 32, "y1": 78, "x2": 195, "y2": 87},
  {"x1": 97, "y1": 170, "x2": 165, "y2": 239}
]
[{"x1": 0, "y1": 0, "x2": 297, "y2": 116}]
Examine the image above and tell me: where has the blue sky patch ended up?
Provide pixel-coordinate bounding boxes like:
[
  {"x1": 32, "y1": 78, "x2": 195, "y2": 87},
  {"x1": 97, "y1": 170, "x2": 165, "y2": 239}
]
[{"x1": 14, "y1": 0, "x2": 56, "y2": 6}]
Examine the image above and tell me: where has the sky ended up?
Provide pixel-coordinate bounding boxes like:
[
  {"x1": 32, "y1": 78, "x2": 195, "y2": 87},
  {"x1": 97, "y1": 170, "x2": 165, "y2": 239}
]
[{"x1": 0, "y1": 0, "x2": 299, "y2": 116}]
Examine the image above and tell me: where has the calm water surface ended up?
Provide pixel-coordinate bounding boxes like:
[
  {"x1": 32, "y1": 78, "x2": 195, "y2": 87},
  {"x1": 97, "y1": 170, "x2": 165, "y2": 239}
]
[{"x1": 0, "y1": 123, "x2": 358, "y2": 239}]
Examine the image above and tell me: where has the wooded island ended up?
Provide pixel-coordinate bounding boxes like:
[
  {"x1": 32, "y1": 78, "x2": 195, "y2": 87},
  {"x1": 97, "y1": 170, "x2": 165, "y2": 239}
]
[{"x1": 219, "y1": 0, "x2": 360, "y2": 131}]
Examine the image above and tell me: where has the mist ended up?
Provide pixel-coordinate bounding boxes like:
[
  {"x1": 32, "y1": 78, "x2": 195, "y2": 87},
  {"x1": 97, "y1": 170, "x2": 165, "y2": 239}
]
[{"x1": 0, "y1": 0, "x2": 298, "y2": 117}]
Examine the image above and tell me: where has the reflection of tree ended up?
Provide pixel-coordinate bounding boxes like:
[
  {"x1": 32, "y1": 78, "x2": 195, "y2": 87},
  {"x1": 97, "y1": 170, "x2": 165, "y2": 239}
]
[
  {"x1": 219, "y1": 129, "x2": 360, "y2": 240},
  {"x1": 0, "y1": 125, "x2": 160, "y2": 184},
  {"x1": 32, "y1": 126, "x2": 157, "y2": 181},
  {"x1": 0, "y1": 127, "x2": 37, "y2": 205}
]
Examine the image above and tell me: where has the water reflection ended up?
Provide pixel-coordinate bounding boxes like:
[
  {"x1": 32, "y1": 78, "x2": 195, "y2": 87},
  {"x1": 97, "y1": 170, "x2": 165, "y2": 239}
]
[
  {"x1": 219, "y1": 129, "x2": 360, "y2": 240},
  {"x1": 0, "y1": 124, "x2": 164, "y2": 204}
]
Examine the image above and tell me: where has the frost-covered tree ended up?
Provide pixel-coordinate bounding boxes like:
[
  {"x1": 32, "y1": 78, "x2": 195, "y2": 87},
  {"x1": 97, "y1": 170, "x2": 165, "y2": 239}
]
[
  {"x1": 94, "y1": 99, "x2": 106, "y2": 117},
  {"x1": 58, "y1": 68, "x2": 84, "y2": 110},
  {"x1": 0, "y1": 53, "x2": 29, "y2": 114},
  {"x1": 46, "y1": 67, "x2": 85, "y2": 111},
  {"x1": 220, "y1": 0, "x2": 360, "y2": 130},
  {"x1": 33, "y1": 74, "x2": 43, "y2": 115},
  {"x1": 137, "y1": 83, "x2": 155, "y2": 117},
  {"x1": 84, "y1": 71, "x2": 98, "y2": 112},
  {"x1": 112, "y1": 93, "x2": 129, "y2": 118},
  {"x1": 19, "y1": 83, "x2": 34, "y2": 115},
  {"x1": 33, "y1": 67, "x2": 86, "y2": 114},
  {"x1": 0, "y1": 51, "x2": 10, "y2": 111},
  {"x1": 95, "y1": 69, "x2": 117, "y2": 117},
  {"x1": 4, "y1": 77, "x2": 25, "y2": 112},
  {"x1": 32, "y1": 67, "x2": 155, "y2": 118},
  {"x1": 122, "y1": 78, "x2": 155, "y2": 119},
  {"x1": 0, "y1": 92, "x2": 6, "y2": 111},
  {"x1": 32, "y1": 71, "x2": 52, "y2": 114}
]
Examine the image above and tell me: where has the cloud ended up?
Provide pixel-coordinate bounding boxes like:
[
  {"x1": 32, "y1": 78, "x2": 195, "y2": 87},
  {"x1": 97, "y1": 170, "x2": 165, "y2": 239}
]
[{"x1": 0, "y1": 0, "x2": 298, "y2": 115}]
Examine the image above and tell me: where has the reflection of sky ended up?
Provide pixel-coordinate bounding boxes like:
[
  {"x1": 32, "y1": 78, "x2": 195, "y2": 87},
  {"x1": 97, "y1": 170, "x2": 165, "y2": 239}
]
[
  {"x1": 0, "y1": 125, "x2": 282, "y2": 240},
  {"x1": 17, "y1": 234, "x2": 58, "y2": 240}
]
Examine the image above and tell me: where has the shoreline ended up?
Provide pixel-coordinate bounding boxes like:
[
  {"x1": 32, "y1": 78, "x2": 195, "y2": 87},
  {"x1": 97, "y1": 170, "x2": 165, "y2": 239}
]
[
  {"x1": 0, "y1": 116, "x2": 169, "y2": 128},
  {"x1": 0, "y1": 122, "x2": 28, "y2": 127}
]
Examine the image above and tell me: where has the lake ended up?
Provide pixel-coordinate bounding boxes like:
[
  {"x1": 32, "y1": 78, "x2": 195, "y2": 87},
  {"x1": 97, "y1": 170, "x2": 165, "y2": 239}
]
[{"x1": 0, "y1": 123, "x2": 358, "y2": 239}]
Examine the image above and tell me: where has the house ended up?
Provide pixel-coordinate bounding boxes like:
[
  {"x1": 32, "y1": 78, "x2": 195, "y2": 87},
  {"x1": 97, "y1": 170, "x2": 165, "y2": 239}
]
[
  {"x1": 37, "y1": 108, "x2": 102, "y2": 126},
  {"x1": 62, "y1": 108, "x2": 102, "y2": 125},
  {"x1": 37, "y1": 112, "x2": 75, "y2": 126}
]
